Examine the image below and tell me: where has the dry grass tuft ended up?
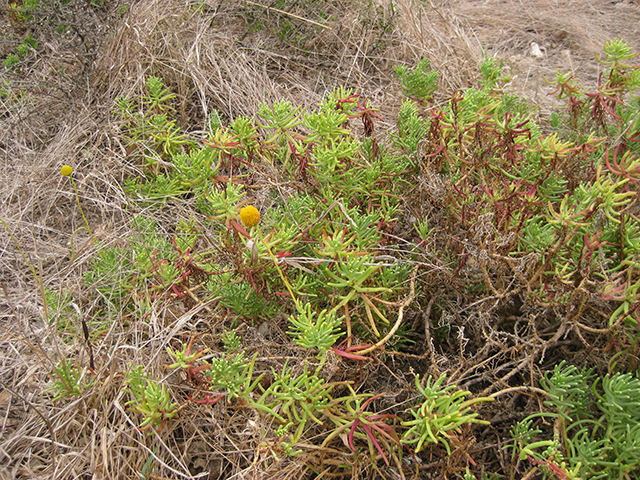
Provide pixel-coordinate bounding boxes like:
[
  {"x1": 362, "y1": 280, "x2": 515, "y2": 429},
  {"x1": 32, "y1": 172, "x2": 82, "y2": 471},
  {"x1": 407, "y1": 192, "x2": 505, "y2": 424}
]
[
  {"x1": 1, "y1": 0, "x2": 638, "y2": 478},
  {"x1": 394, "y1": 0, "x2": 484, "y2": 94}
]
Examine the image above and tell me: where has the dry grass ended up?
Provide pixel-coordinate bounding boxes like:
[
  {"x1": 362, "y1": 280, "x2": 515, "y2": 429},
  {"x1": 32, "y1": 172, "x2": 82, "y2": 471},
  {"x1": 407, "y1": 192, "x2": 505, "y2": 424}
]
[{"x1": 1, "y1": 0, "x2": 639, "y2": 478}]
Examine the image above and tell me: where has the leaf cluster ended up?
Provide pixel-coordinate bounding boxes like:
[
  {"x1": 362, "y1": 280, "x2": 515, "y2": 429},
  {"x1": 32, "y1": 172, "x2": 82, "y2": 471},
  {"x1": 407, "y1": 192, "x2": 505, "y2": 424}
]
[
  {"x1": 512, "y1": 361, "x2": 640, "y2": 480},
  {"x1": 46, "y1": 359, "x2": 92, "y2": 401},
  {"x1": 401, "y1": 374, "x2": 493, "y2": 454},
  {"x1": 125, "y1": 366, "x2": 179, "y2": 431}
]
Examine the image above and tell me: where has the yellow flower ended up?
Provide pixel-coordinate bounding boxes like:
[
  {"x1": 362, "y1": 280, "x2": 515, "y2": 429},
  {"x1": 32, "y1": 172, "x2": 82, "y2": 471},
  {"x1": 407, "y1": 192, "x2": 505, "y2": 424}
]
[
  {"x1": 239, "y1": 205, "x2": 260, "y2": 227},
  {"x1": 60, "y1": 165, "x2": 73, "y2": 176}
]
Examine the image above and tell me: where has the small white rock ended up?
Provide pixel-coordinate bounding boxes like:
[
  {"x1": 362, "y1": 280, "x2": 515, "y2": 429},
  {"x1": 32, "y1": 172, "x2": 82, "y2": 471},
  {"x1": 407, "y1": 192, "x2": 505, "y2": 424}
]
[{"x1": 530, "y1": 42, "x2": 545, "y2": 59}]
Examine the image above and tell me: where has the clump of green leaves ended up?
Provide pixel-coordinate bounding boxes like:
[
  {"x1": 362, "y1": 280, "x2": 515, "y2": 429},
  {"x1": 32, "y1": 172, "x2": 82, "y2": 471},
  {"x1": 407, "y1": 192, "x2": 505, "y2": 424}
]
[
  {"x1": 401, "y1": 374, "x2": 493, "y2": 454},
  {"x1": 288, "y1": 303, "x2": 343, "y2": 354},
  {"x1": 479, "y1": 53, "x2": 508, "y2": 91},
  {"x1": 125, "y1": 366, "x2": 179, "y2": 431},
  {"x1": 394, "y1": 58, "x2": 438, "y2": 103},
  {"x1": 47, "y1": 359, "x2": 92, "y2": 401},
  {"x1": 3, "y1": 36, "x2": 38, "y2": 67},
  {"x1": 253, "y1": 362, "x2": 339, "y2": 443},
  {"x1": 512, "y1": 361, "x2": 640, "y2": 480},
  {"x1": 7, "y1": 0, "x2": 39, "y2": 23},
  {"x1": 222, "y1": 329, "x2": 242, "y2": 352},
  {"x1": 116, "y1": 76, "x2": 193, "y2": 169},
  {"x1": 165, "y1": 337, "x2": 209, "y2": 372},
  {"x1": 3, "y1": 54, "x2": 20, "y2": 68},
  {"x1": 206, "y1": 351, "x2": 263, "y2": 400}
]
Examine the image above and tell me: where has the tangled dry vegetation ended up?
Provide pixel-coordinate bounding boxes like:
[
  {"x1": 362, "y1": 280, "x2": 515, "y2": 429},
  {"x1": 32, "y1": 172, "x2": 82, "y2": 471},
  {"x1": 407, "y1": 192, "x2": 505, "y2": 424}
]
[{"x1": 1, "y1": 1, "x2": 640, "y2": 479}]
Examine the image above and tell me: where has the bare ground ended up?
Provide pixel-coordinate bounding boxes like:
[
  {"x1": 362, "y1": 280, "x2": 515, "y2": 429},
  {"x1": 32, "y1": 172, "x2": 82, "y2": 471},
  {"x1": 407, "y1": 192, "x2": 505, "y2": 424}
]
[{"x1": 1, "y1": 0, "x2": 639, "y2": 479}]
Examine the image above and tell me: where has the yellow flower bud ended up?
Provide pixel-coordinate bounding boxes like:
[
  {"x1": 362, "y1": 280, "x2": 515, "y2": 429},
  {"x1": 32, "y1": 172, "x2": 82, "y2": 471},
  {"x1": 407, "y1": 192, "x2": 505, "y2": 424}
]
[
  {"x1": 239, "y1": 205, "x2": 260, "y2": 227},
  {"x1": 60, "y1": 165, "x2": 73, "y2": 176}
]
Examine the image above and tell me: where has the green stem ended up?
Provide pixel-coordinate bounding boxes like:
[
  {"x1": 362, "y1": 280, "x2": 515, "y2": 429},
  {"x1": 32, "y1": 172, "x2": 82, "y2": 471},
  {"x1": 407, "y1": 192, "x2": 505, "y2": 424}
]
[
  {"x1": 71, "y1": 177, "x2": 96, "y2": 244},
  {"x1": 256, "y1": 226, "x2": 300, "y2": 309}
]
